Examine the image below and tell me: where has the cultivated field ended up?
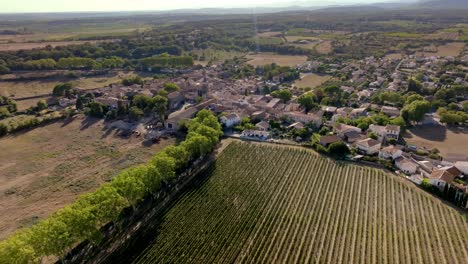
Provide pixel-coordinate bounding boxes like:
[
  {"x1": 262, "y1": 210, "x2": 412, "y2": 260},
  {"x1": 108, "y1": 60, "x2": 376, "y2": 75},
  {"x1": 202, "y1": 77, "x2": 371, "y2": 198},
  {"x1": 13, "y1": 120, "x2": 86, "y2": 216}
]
[
  {"x1": 134, "y1": 142, "x2": 468, "y2": 263},
  {"x1": 0, "y1": 116, "x2": 174, "y2": 240},
  {"x1": 293, "y1": 73, "x2": 332, "y2": 89},
  {"x1": 246, "y1": 53, "x2": 307, "y2": 67},
  {"x1": 404, "y1": 125, "x2": 468, "y2": 161}
]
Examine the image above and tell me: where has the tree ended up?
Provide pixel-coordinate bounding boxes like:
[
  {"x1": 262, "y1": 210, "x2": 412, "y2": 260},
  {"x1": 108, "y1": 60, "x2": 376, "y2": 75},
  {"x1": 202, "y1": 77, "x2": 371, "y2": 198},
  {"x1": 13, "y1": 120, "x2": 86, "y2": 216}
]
[
  {"x1": 29, "y1": 218, "x2": 73, "y2": 257},
  {"x1": 163, "y1": 82, "x2": 180, "y2": 93},
  {"x1": 327, "y1": 141, "x2": 350, "y2": 159},
  {"x1": 52, "y1": 83, "x2": 73, "y2": 96},
  {"x1": 368, "y1": 132, "x2": 378, "y2": 140},
  {"x1": 0, "y1": 123, "x2": 7, "y2": 136},
  {"x1": 152, "y1": 95, "x2": 168, "y2": 122},
  {"x1": 402, "y1": 100, "x2": 431, "y2": 123},
  {"x1": 407, "y1": 79, "x2": 423, "y2": 94},
  {"x1": 36, "y1": 100, "x2": 48, "y2": 111},
  {"x1": 76, "y1": 96, "x2": 84, "y2": 110},
  {"x1": 271, "y1": 89, "x2": 292, "y2": 103},
  {"x1": 0, "y1": 107, "x2": 10, "y2": 118},
  {"x1": 129, "y1": 106, "x2": 144, "y2": 121},
  {"x1": 405, "y1": 94, "x2": 424, "y2": 106},
  {"x1": 150, "y1": 153, "x2": 176, "y2": 181},
  {"x1": 111, "y1": 171, "x2": 146, "y2": 207},
  {"x1": 87, "y1": 102, "x2": 105, "y2": 118},
  {"x1": 181, "y1": 134, "x2": 212, "y2": 159},
  {"x1": 298, "y1": 93, "x2": 318, "y2": 112},
  {"x1": 162, "y1": 145, "x2": 190, "y2": 170}
]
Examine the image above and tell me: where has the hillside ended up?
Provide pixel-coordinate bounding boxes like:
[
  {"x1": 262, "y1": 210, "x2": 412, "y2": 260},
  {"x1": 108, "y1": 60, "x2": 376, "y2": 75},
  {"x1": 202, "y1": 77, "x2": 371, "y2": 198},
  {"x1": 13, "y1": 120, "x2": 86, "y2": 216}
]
[
  {"x1": 418, "y1": 0, "x2": 468, "y2": 9},
  {"x1": 132, "y1": 142, "x2": 468, "y2": 263}
]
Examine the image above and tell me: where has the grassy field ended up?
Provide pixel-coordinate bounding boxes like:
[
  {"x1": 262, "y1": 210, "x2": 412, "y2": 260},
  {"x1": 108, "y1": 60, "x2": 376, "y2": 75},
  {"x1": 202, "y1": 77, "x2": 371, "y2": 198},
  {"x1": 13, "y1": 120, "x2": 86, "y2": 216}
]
[
  {"x1": 133, "y1": 142, "x2": 468, "y2": 263},
  {"x1": 293, "y1": 73, "x2": 332, "y2": 89},
  {"x1": 0, "y1": 116, "x2": 174, "y2": 240},
  {"x1": 246, "y1": 53, "x2": 307, "y2": 67}
]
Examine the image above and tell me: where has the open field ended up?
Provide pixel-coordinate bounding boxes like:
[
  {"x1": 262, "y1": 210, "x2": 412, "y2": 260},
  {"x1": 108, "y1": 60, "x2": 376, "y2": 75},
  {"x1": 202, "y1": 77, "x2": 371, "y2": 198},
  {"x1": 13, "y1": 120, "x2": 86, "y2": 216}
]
[
  {"x1": 133, "y1": 142, "x2": 468, "y2": 263},
  {"x1": 0, "y1": 72, "x2": 135, "y2": 110},
  {"x1": 404, "y1": 125, "x2": 468, "y2": 161},
  {"x1": 246, "y1": 53, "x2": 307, "y2": 67},
  {"x1": 293, "y1": 73, "x2": 332, "y2": 88},
  {"x1": 315, "y1": 40, "x2": 333, "y2": 54},
  {"x1": 257, "y1": 31, "x2": 282, "y2": 38},
  {"x1": 433, "y1": 42, "x2": 465, "y2": 57},
  {"x1": 0, "y1": 116, "x2": 174, "y2": 240}
]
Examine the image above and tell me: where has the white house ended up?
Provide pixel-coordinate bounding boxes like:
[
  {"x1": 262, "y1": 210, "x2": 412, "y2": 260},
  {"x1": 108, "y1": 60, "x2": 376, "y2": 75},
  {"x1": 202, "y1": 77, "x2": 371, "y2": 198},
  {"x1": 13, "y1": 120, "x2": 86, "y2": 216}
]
[
  {"x1": 220, "y1": 113, "x2": 241, "y2": 128},
  {"x1": 429, "y1": 166, "x2": 462, "y2": 189},
  {"x1": 369, "y1": 124, "x2": 401, "y2": 142},
  {"x1": 395, "y1": 157, "x2": 419, "y2": 174},
  {"x1": 356, "y1": 138, "x2": 381, "y2": 155},
  {"x1": 240, "y1": 130, "x2": 270, "y2": 141},
  {"x1": 379, "y1": 145, "x2": 403, "y2": 160}
]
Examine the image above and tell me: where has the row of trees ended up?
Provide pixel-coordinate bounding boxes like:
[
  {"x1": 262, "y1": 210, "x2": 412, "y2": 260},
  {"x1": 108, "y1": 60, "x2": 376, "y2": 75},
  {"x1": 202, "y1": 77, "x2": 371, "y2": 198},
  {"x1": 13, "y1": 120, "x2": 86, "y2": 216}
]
[
  {"x1": 0, "y1": 110, "x2": 223, "y2": 263},
  {"x1": 0, "y1": 96, "x2": 18, "y2": 119}
]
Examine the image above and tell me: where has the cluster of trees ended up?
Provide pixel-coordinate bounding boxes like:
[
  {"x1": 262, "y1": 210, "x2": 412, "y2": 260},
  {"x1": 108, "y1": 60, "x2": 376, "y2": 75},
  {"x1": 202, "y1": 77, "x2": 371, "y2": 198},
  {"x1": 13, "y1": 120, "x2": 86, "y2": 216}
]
[
  {"x1": 52, "y1": 82, "x2": 74, "y2": 97},
  {"x1": 310, "y1": 134, "x2": 350, "y2": 159},
  {"x1": 139, "y1": 55, "x2": 194, "y2": 70},
  {"x1": 130, "y1": 94, "x2": 168, "y2": 121},
  {"x1": 437, "y1": 107, "x2": 468, "y2": 125},
  {"x1": 0, "y1": 110, "x2": 222, "y2": 262},
  {"x1": 421, "y1": 180, "x2": 468, "y2": 208},
  {"x1": 336, "y1": 113, "x2": 406, "y2": 131},
  {"x1": 271, "y1": 89, "x2": 293, "y2": 103},
  {"x1": 0, "y1": 96, "x2": 18, "y2": 119},
  {"x1": 298, "y1": 92, "x2": 319, "y2": 112},
  {"x1": 121, "y1": 76, "x2": 144, "y2": 86},
  {"x1": 0, "y1": 113, "x2": 65, "y2": 137},
  {"x1": 257, "y1": 64, "x2": 300, "y2": 82}
]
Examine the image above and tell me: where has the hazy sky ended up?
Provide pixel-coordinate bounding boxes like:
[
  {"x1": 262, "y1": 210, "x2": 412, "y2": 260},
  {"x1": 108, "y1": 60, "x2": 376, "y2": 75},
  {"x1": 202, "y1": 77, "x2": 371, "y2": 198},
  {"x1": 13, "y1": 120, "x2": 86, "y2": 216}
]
[{"x1": 1, "y1": 0, "x2": 397, "y2": 13}]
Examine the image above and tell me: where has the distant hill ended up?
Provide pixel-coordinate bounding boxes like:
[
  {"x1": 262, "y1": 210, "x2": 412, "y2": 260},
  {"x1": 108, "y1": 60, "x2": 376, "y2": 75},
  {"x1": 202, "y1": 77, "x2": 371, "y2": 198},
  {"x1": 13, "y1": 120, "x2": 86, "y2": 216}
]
[{"x1": 417, "y1": 0, "x2": 468, "y2": 9}]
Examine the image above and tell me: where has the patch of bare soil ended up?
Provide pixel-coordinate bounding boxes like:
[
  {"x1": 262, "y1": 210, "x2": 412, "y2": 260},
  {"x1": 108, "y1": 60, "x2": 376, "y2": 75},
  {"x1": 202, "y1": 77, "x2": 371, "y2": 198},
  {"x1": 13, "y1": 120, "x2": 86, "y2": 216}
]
[{"x1": 0, "y1": 116, "x2": 174, "y2": 240}]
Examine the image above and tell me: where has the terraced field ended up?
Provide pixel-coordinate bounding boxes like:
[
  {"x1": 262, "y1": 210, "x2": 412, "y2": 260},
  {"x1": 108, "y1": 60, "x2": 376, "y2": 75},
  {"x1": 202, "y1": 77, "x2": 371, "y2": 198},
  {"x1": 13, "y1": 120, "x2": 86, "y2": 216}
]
[{"x1": 134, "y1": 142, "x2": 468, "y2": 263}]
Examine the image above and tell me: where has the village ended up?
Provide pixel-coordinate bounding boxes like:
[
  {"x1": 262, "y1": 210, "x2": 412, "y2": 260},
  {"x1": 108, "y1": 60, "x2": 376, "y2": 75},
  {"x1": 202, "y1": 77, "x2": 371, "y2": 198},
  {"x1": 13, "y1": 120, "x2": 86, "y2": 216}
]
[{"x1": 42, "y1": 47, "x2": 468, "y2": 207}]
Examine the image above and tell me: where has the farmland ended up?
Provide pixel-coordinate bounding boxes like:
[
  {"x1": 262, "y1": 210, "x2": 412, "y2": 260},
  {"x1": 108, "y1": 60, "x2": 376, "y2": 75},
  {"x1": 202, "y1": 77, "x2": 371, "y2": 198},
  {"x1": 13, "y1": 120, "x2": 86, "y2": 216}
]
[
  {"x1": 293, "y1": 73, "x2": 332, "y2": 89},
  {"x1": 133, "y1": 142, "x2": 468, "y2": 263},
  {"x1": 246, "y1": 53, "x2": 307, "y2": 67},
  {"x1": 0, "y1": 116, "x2": 174, "y2": 240}
]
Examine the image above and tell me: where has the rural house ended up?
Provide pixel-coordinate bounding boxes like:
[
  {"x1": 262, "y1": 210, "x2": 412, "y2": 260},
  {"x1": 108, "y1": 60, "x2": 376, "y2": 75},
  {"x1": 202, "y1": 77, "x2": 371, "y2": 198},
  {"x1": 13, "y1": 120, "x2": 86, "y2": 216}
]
[
  {"x1": 220, "y1": 113, "x2": 241, "y2": 128},
  {"x1": 356, "y1": 138, "x2": 381, "y2": 155},
  {"x1": 255, "y1": 121, "x2": 270, "y2": 131},
  {"x1": 395, "y1": 157, "x2": 419, "y2": 174},
  {"x1": 319, "y1": 135, "x2": 342, "y2": 147},
  {"x1": 379, "y1": 145, "x2": 403, "y2": 160},
  {"x1": 429, "y1": 166, "x2": 462, "y2": 189}
]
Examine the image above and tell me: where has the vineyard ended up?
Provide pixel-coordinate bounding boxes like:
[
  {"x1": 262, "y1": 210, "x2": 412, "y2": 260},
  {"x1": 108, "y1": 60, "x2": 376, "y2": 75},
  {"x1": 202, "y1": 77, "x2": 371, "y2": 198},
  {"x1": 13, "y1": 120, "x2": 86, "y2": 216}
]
[{"x1": 134, "y1": 142, "x2": 468, "y2": 263}]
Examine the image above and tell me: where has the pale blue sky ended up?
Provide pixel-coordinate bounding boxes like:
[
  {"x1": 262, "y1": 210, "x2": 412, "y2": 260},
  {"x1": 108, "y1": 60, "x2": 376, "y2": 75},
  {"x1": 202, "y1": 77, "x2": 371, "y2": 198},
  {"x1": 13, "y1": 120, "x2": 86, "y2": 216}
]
[{"x1": 1, "y1": 0, "x2": 398, "y2": 13}]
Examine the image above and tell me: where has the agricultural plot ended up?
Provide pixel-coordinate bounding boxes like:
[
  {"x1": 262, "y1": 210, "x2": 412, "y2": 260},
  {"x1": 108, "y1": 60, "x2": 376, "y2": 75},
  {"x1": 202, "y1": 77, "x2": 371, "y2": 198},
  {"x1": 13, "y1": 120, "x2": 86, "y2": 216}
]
[
  {"x1": 246, "y1": 53, "x2": 307, "y2": 67},
  {"x1": 293, "y1": 73, "x2": 332, "y2": 89},
  {"x1": 134, "y1": 142, "x2": 468, "y2": 263}
]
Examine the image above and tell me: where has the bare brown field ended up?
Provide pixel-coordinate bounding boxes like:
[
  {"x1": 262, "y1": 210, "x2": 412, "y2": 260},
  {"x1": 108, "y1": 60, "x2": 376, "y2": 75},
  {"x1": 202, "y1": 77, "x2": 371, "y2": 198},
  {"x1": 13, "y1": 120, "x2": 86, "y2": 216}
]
[
  {"x1": 246, "y1": 53, "x2": 307, "y2": 67},
  {"x1": 0, "y1": 72, "x2": 135, "y2": 110},
  {"x1": 293, "y1": 73, "x2": 332, "y2": 88},
  {"x1": 404, "y1": 125, "x2": 468, "y2": 161},
  {"x1": 315, "y1": 40, "x2": 333, "y2": 54},
  {"x1": 0, "y1": 116, "x2": 175, "y2": 240},
  {"x1": 0, "y1": 40, "x2": 110, "y2": 51},
  {"x1": 417, "y1": 42, "x2": 465, "y2": 57},
  {"x1": 257, "y1": 31, "x2": 282, "y2": 37},
  {"x1": 384, "y1": 53, "x2": 404, "y2": 60}
]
